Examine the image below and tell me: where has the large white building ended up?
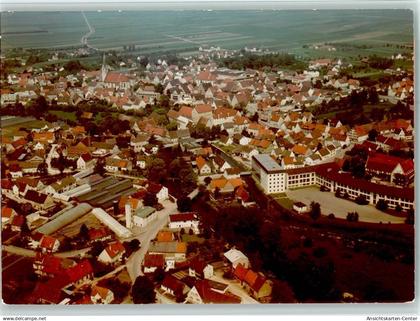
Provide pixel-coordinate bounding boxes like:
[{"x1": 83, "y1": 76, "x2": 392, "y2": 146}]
[{"x1": 252, "y1": 154, "x2": 286, "y2": 194}]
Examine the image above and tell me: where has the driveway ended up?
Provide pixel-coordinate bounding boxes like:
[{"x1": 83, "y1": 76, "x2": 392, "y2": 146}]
[{"x1": 286, "y1": 186, "x2": 406, "y2": 224}]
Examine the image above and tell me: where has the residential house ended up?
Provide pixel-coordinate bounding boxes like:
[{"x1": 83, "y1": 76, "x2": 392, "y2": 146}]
[
  {"x1": 189, "y1": 257, "x2": 214, "y2": 279},
  {"x1": 91, "y1": 286, "x2": 114, "y2": 304},
  {"x1": 77, "y1": 153, "x2": 96, "y2": 170},
  {"x1": 169, "y1": 212, "x2": 200, "y2": 234},
  {"x1": 147, "y1": 183, "x2": 169, "y2": 202},
  {"x1": 24, "y1": 190, "x2": 54, "y2": 210},
  {"x1": 186, "y1": 280, "x2": 241, "y2": 304},
  {"x1": 196, "y1": 156, "x2": 212, "y2": 175},
  {"x1": 39, "y1": 235, "x2": 61, "y2": 253},
  {"x1": 224, "y1": 248, "x2": 250, "y2": 269},
  {"x1": 234, "y1": 264, "x2": 272, "y2": 302},
  {"x1": 143, "y1": 253, "x2": 166, "y2": 274},
  {"x1": 98, "y1": 241, "x2": 126, "y2": 264},
  {"x1": 148, "y1": 241, "x2": 187, "y2": 270}
]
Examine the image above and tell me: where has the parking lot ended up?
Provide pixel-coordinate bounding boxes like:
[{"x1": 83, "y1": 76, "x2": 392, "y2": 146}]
[{"x1": 286, "y1": 186, "x2": 406, "y2": 224}]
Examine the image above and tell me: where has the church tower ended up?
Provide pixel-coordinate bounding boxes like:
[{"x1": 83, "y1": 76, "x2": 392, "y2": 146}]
[{"x1": 101, "y1": 53, "x2": 108, "y2": 82}]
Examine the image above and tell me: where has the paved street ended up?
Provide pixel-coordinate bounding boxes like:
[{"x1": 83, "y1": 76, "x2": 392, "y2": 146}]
[
  {"x1": 125, "y1": 199, "x2": 178, "y2": 283},
  {"x1": 287, "y1": 186, "x2": 406, "y2": 224},
  {"x1": 46, "y1": 144, "x2": 61, "y2": 175}
]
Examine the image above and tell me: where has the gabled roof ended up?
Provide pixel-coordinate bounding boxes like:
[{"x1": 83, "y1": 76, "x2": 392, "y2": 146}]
[
  {"x1": 144, "y1": 253, "x2": 165, "y2": 268},
  {"x1": 196, "y1": 156, "x2": 208, "y2": 170},
  {"x1": 24, "y1": 190, "x2": 48, "y2": 204},
  {"x1": 40, "y1": 235, "x2": 59, "y2": 250},
  {"x1": 195, "y1": 104, "x2": 212, "y2": 113},
  {"x1": 1, "y1": 206, "x2": 15, "y2": 219},
  {"x1": 65, "y1": 259, "x2": 93, "y2": 283},
  {"x1": 104, "y1": 241, "x2": 126, "y2": 258},
  {"x1": 91, "y1": 286, "x2": 112, "y2": 300},
  {"x1": 194, "y1": 280, "x2": 241, "y2": 304},
  {"x1": 162, "y1": 275, "x2": 184, "y2": 294},
  {"x1": 104, "y1": 72, "x2": 129, "y2": 83},
  {"x1": 169, "y1": 212, "x2": 198, "y2": 223},
  {"x1": 178, "y1": 106, "x2": 193, "y2": 119}
]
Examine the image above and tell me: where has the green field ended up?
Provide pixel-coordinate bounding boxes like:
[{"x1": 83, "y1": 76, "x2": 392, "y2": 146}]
[
  {"x1": 1, "y1": 118, "x2": 51, "y2": 139},
  {"x1": 1, "y1": 10, "x2": 413, "y2": 58},
  {"x1": 50, "y1": 110, "x2": 77, "y2": 122}
]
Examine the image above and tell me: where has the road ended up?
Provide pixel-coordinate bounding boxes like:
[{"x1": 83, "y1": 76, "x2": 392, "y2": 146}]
[
  {"x1": 2, "y1": 245, "x2": 91, "y2": 258},
  {"x1": 125, "y1": 199, "x2": 178, "y2": 283},
  {"x1": 81, "y1": 11, "x2": 99, "y2": 51},
  {"x1": 46, "y1": 144, "x2": 61, "y2": 175}
]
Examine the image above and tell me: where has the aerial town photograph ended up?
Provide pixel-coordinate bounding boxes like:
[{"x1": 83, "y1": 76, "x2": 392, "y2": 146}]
[{"x1": 0, "y1": 1, "x2": 415, "y2": 307}]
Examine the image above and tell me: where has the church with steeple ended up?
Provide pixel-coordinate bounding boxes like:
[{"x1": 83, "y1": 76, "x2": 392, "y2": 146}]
[
  {"x1": 99, "y1": 53, "x2": 130, "y2": 90},
  {"x1": 101, "y1": 53, "x2": 109, "y2": 82}
]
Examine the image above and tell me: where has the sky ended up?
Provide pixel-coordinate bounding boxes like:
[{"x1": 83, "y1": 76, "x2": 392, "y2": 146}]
[{"x1": 0, "y1": 0, "x2": 417, "y2": 11}]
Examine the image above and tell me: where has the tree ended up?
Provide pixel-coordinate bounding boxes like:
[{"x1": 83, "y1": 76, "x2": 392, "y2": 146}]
[
  {"x1": 368, "y1": 87, "x2": 379, "y2": 104},
  {"x1": 63, "y1": 60, "x2": 85, "y2": 73},
  {"x1": 28, "y1": 96, "x2": 48, "y2": 118},
  {"x1": 375, "y1": 199, "x2": 388, "y2": 211},
  {"x1": 368, "y1": 129, "x2": 378, "y2": 142},
  {"x1": 128, "y1": 239, "x2": 140, "y2": 251},
  {"x1": 153, "y1": 267, "x2": 166, "y2": 283},
  {"x1": 405, "y1": 208, "x2": 414, "y2": 225},
  {"x1": 89, "y1": 241, "x2": 105, "y2": 257},
  {"x1": 94, "y1": 158, "x2": 106, "y2": 176},
  {"x1": 214, "y1": 187, "x2": 221, "y2": 199},
  {"x1": 37, "y1": 162, "x2": 48, "y2": 176},
  {"x1": 346, "y1": 212, "x2": 359, "y2": 222},
  {"x1": 355, "y1": 195, "x2": 368, "y2": 205},
  {"x1": 131, "y1": 276, "x2": 156, "y2": 304},
  {"x1": 177, "y1": 196, "x2": 192, "y2": 212},
  {"x1": 79, "y1": 223, "x2": 89, "y2": 240},
  {"x1": 309, "y1": 202, "x2": 321, "y2": 220},
  {"x1": 143, "y1": 192, "x2": 158, "y2": 207}
]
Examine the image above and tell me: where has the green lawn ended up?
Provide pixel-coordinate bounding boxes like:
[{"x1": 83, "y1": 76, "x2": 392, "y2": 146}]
[
  {"x1": 50, "y1": 110, "x2": 77, "y2": 122},
  {"x1": 181, "y1": 234, "x2": 205, "y2": 244},
  {"x1": 2, "y1": 119, "x2": 51, "y2": 138},
  {"x1": 274, "y1": 196, "x2": 294, "y2": 210}
]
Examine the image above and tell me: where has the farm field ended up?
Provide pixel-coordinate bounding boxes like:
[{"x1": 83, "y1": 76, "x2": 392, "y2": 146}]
[{"x1": 1, "y1": 10, "x2": 413, "y2": 58}]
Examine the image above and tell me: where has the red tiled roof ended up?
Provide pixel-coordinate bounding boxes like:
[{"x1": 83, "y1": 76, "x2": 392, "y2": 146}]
[
  {"x1": 105, "y1": 241, "x2": 125, "y2": 259},
  {"x1": 1, "y1": 206, "x2": 14, "y2": 218},
  {"x1": 143, "y1": 253, "x2": 165, "y2": 268},
  {"x1": 169, "y1": 213, "x2": 197, "y2": 223},
  {"x1": 24, "y1": 190, "x2": 48, "y2": 204},
  {"x1": 1, "y1": 179, "x2": 13, "y2": 190},
  {"x1": 35, "y1": 253, "x2": 62, "y2": 275},
  {"x1": 366, "y1": 154, "x2": 408, "y2": 174},
  {"x1": 195, "y1": 104, "x2": 212, "y2": 113},
  {"x1": 234, "y1": 264, "x2": 248, "y2": 280},
  {"x1": 194, "y1": 280, "x2": 241, "y2": 304},
  {"x1": 190, "y1": 257, "x2": 207, "y2": 275},
  {"x1": 65, "y1": 259, "x2": 93, "y2": 283},
  {"x1": 162, "y1": 275, "x2": 184, "y2": 294},
  {"x1": 178, "y1": 106, "x2": 193, "y2": 119},
  {"x1": 40, "y1": 235, "x2": 58, "y2": 250},
  {"x1": 147, "y1": 182, "x2": 164, "y2": 194},
  {"x1": 88, "y1": 227, "x2": 110, "y2": 241},
  {"x1": 104, "y1": 72, "x2": 129, "y2": 83}
]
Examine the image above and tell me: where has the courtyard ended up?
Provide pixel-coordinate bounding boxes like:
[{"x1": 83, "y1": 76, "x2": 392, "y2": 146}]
[{"x1": 286, "y1": 186, "x2": 406, "y2": 224}]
